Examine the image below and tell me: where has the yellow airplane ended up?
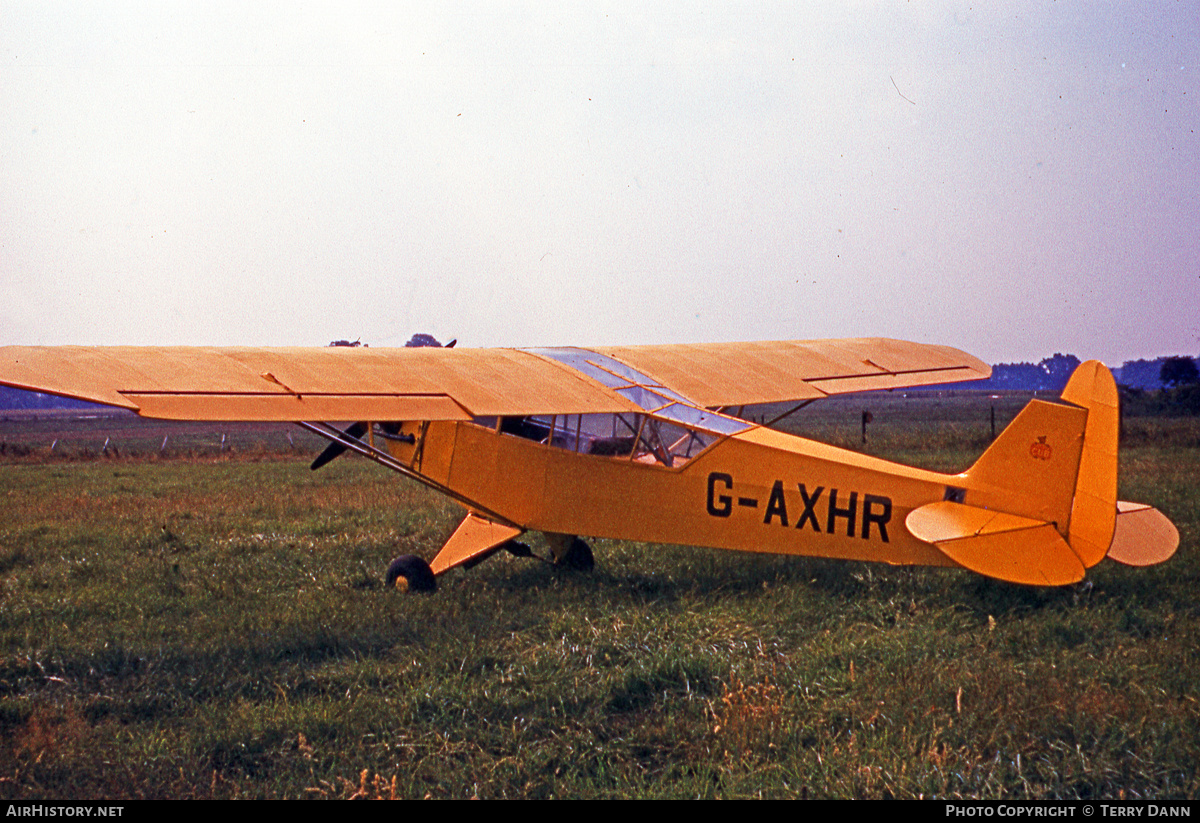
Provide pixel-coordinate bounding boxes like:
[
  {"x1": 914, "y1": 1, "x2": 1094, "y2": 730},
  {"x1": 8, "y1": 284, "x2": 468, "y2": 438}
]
[{"x1": 0, "y1": 338, "x2": 1178, "y2": 591}]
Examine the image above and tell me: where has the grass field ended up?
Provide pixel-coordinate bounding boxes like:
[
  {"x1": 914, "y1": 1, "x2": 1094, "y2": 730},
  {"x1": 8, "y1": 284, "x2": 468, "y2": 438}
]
[{"x1": 0, "y1": 394, "x2": 1196, "y2": 799}]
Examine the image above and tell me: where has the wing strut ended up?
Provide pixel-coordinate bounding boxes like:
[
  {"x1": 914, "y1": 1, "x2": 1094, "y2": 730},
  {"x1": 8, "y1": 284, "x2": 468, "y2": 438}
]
[{"x1": 760, "y1": 399, "x2": 820, "y2": 428}]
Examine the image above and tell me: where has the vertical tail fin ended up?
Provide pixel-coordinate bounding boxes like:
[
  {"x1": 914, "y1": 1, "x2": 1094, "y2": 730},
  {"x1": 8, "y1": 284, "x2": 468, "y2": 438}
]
[
  {"x1": 902, "y1": 392, "x2": 1086, "y2": 584},
  {"x1": 909, "y1": 361, "x2": 1118, "y2": 583},
  {"x1": 963, "y1": 396, "x2": 1088, "y2": 535},
  {"x1": 963, "y1": 360, "x2": 1117, "y2": 570}
]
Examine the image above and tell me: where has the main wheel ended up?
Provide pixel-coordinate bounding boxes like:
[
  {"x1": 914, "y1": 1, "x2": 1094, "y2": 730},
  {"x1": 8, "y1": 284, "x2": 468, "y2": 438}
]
[
  {"x1": 502, "y1": 540, "x2": 533, "y2": 558},
  {"x1": 385, "y1": 555, "x2": 437, "y2": 592},
  {"x1": 558, "y1": 537, "x2": 595, "y2": 572}
]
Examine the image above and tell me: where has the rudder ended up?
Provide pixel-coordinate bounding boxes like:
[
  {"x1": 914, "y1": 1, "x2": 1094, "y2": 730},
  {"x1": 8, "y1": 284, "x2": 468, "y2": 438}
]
[{"x1": 1059, "y1": 361, "x2": 1119, "y2": 568}]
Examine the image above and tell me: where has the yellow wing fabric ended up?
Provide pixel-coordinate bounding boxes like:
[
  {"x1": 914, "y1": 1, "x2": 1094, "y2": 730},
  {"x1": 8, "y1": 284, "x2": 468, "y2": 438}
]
[
  {"x1": 0, "y1": 338, "x2": 989, "y2": 423},
  {"x1": 0, "y1": 346, "x2": 638, "y2": 421},
  {"x1": 601, "y1": 338, "x2": 990, "y2": 408}
]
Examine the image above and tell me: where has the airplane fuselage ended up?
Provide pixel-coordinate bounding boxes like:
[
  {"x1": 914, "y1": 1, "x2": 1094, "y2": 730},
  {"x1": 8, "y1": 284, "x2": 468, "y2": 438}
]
[{"x1": 386, "y1": 418, "x2": 961, "y2": 569}]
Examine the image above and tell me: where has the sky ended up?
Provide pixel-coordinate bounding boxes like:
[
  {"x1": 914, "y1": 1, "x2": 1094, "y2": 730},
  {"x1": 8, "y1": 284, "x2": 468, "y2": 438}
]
[{"x1": 2, "y1": 1, "x2": 1197, "y2": 366}]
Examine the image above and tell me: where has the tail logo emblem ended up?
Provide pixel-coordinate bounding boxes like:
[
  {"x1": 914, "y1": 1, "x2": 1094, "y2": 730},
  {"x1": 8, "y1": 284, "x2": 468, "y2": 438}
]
[{"x1": 1029, "y1": 436, "x2": 1052, "y2": 461}]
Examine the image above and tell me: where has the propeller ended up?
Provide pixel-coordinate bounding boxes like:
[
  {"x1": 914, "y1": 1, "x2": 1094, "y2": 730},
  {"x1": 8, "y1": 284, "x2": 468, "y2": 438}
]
[
  {"x1": 311, "y1": 334, "x2": 453, "y2": 470},
  {"x1": 310, "y1": 421, "x2": 368, "y2": 471}
]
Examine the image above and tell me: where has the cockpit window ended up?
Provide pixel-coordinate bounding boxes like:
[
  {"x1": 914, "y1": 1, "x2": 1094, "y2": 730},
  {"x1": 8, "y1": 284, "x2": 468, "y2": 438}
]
[
  {"x1": 654, "y1": 403, "x2": 750, "y2": 435},
  {"x1": 497, "y1": 347, "x2": 754, "y2": 467},
  {"x1": 526, "y1": 348, "x2": 689, "y2": 405},
  {"x1": 525, "y1": 348, "x2": 646, "y2": 389},
  {"x1": 616, "y1": 385, "x2": 672, "y2": 412}
]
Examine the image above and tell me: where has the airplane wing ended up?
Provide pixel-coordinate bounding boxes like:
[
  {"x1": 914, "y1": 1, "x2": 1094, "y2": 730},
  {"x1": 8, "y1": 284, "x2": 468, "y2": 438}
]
[
  {"x1": 600, "y1": 338, "x2": 991, "y2": 408},
  {"x1": 0, "y1": 338, "x2": 990, "y2": 422},
  {"x1": 0, "y1": 345, "x2": 640, "y2": 421}
]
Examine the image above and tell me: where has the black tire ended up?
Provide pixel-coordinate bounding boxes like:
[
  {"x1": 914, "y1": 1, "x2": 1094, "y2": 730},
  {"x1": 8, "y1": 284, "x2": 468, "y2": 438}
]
[
  {"x1": 385, "y1": 555, "x2": 437, "y2": 592},
  {"x1": 558, "y1": 537, "x2": 595, "y2": 572}
]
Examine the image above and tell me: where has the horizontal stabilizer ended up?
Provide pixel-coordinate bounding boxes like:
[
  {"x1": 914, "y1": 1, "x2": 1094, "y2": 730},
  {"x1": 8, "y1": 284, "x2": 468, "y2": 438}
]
[
  {"x1": 906, "y1": 501, "x2": 1085, "y2": 586},
  {"x1": 1107, "y1": 501, "x2": 1179, "y2": 567},
  {"x1": 429, "y1": 512, "x2": 523, "y2": 576}
]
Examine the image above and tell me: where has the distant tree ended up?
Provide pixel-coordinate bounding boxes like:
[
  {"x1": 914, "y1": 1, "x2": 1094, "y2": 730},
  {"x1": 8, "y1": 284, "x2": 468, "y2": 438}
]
[
  {"x1": 1160, "y1": 356, "x2": 1199, "y2": 387},
  {"x1": 0, "y1": 385, "x2": 103, "y2": 410},
  {"x1": 1040, "y1": 353, "x2": 1081, "y2": 390},
  {"x1": 989, "y1": 362, "x2": 1046, "y2": 390},
  {"x1": 1116, "y1": 358, "x2": 1167, "y2": 390}
]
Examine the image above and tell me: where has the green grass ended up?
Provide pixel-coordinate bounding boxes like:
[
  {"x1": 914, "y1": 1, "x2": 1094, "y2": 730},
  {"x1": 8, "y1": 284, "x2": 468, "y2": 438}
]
[{"x1": 0, "y1": 397, "x2": 1197, "y2": 799}]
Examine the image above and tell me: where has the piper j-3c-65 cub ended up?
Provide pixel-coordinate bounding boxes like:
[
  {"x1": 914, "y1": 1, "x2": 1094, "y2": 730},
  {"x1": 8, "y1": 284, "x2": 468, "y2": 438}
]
[{"x1": 0, "y1": 338, "x2": 1178, "y2": 591}]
